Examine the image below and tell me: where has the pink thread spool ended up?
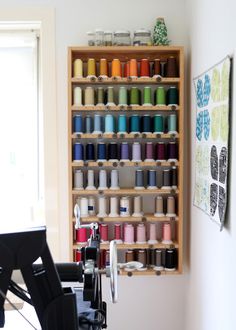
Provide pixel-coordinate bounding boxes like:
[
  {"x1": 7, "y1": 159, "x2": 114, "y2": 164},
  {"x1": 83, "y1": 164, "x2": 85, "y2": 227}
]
[
  {"x1": 124, "y1": 223, "x2": 134, "y2": 244},
  {"x1": 114, "y1": 223, "x2": 123, "y2": 244},
  {"x1": 76, "y1": 228, "x2": 87, "y2": 243},
  {"x1": 136, "y1": 223, "x2": 146, "y2": 244},
  {"x1": 145, "y1": 142, "x2": 154, "y2": 162},
  {"x1": 100, "y1": 223, "x2": 109, "y2": 243},
  {"x1": 148, "y1": 223, "x2": 158, "y2": 244},
  {"x1": 162, "y1": 223, "x2": 173, "y2": 244}
]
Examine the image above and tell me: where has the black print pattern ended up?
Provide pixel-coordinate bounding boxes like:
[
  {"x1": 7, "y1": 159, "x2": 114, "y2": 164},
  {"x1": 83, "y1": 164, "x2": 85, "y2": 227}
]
[
  {"x1": 218, "y1": 186, "x2": 226, "y2": 222},
  {"x1": 210, "y1": 145, "x2": 218, "y2": 180},
  {"x1": 210, "y1": 183, "x2": 218, "y2": 216},
  {"x1": 219, "y1": 147, "x2": 227, "y2": 184}
]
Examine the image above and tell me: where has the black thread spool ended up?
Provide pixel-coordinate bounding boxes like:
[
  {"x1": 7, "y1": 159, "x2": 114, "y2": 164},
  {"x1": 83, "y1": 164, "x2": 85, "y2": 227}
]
[
  {"x1": 149, "y1": 249, "x2": 156, "y2": 267},
  {"x1": 108, "y1": 142, "x2": 118, "y2": 161},
  {"x1": 162, "y1": 169, "x2": 171, "y2": 189},
  {"x1": 171, "y1": 166, "x2": 178, "y2": 189},
  {"x1": 86, "y1": 143, "x2": 95, "y2": 161},
  {"x1": 165, "y1": 248, "x2": 177, "y2": 271}
]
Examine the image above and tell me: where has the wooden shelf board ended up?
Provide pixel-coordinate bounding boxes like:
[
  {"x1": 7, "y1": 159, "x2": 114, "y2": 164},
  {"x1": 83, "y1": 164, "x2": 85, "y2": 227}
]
[
  {"x1": 71, "y1": 77, "x2": 180, "y2": 84},
  {"x1": 71, "y1": 105, "x2": 179, "y2": 111},
  {"x1": 72, "y1": 132, "x2": 179, "y2": 139},
  {"x1": 119, "y1": 269, "x2": 181, "y2": 276},
  {"x1": 71, "y1": 160, "x2": 179, "y2": 168},
  {"x1": 73, "y1": 242, "x2": 178, "y2": 250},
  {"x1": 72, "y1": 215, "x2": 179, "y2": 223},
  {"x1": 72, "y1": 188, "x2": 179, "y2": 196}
]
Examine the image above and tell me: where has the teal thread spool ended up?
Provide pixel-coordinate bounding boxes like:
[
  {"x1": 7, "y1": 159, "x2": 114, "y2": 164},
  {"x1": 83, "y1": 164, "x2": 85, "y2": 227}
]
[
  {"x1": 130, "y1": 87, "x2": 140, "y2": 105},
  {"x1": 97, "y1": 87, "x2": 105, "y2": 105},
  {"x1": 130, "y1": 114, "x2": 140, "y2": 133},
  {"x1": 168, "y1": 114, "x2": 177, "y2": 134},
  {"x1": 155, "y1": 86, "x2": 166, "y2": 105},
  {"x1": 118, "y1": 86, "x2": 128, "y2": 106},
  {"x1": 118, "y1": 115, "x2": 127, "y2": 133},
  {"x1": 106, "y1": 86, "x2": 115, "y2": 106},
  {"x1": 143, "y1": 86, "x2": 152, "y2": 106},
  {"x1": 167, "y1": 86, "x2": 178, "y2": 106},
  {"x1": 105, "y1": 114, "x2": 115, "y2": 133},
  {"x1": 153, "y1": 114, "x2": 164, "y2": 134}
]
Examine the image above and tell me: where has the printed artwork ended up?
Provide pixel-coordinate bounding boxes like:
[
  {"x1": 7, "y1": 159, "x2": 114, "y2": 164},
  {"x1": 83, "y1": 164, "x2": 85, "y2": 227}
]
[{"x1": 193, "y1": 57, "x2": 231, "y2": 228}]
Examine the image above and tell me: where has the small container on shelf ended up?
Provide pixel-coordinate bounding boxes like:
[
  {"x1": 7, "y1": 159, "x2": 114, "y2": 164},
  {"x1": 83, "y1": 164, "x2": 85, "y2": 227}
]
[
  {"x1": 104, "y1": 31, "x2": 113, "y2": 46},
  {"x1": 113, "y1": 30, "x2": 131, "y2": 46},
  {"x1": 133, "y1": 29, "x2": 152, "y2": 46},
  {"x1": 95, "y1": 29, "x2": 104, "y2": 46},
  {"x1": 87, "y1": 31, "x2": 95, "y2": 46}
]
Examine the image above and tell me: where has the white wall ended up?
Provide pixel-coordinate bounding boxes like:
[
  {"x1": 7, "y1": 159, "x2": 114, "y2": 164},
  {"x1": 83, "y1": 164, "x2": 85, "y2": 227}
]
[{"x1": 186, "y1": 0, "x2": 236, "y2": 329}]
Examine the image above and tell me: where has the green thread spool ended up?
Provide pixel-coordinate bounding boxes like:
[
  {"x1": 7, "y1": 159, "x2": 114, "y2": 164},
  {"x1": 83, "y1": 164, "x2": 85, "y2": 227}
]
[
  {"x1": 119, "y1": 86, "x2": 128, "y2": 106},
  {"x1": 130, "y1": 87, "x2": 140, "y2": 105},
  {"x1": 155, "y1": 86, "x2": 166, "y2": 105},
  {"x1": 167, "y1": 86, "x2": 179, "y2": 106},
  {"x1": 143, "y1": 86, "x2": 152, "y2": 106},
  {"x1": 106, "y1": 86, "x2": 115, "y2": 106},
  {"x1": 168, "y1": 114, "x2": 177, "y2": 134},
  {"x1": 153, "y1": 114, "x2": 164, "y2": 134},
  {"x1": 97, "y1": 87, "x2": 105, "y2": 105}
]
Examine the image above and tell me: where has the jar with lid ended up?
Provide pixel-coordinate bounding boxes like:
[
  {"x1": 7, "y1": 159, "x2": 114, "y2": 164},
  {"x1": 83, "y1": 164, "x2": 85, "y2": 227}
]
[
  {"x1": 95, "y1": 29, "x2": 104, "y2": 46},
  {"x1": 87, "y1": 31, "x2": 95, "y2": 46},
  {"x1": 133, "y1": 29, "x2": 152, "y2": 46},
  {"x1": 104, "y1": 31, "x2": 113, "y2": 46},
  {"x1": 113, "y1": 30, "x2": 131, "y2": 46}
]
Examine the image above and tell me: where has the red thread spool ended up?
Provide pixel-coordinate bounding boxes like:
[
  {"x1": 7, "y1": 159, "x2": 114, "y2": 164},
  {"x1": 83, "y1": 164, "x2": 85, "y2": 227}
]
[
  {"x1": 100, "y1": 223, "x2": 109, "y2": 242},
  {"x1": 75, "y1": 249, "x2": 82, "y2": 262},
  {"x1": 153, "y1": 59, "x2": 161, "y2": 76},
  {"x1": 76, "y1": 227, "x2": 87, "y2": 243},
  {"x1": 140, "y1": 59, "x2": 150, "y2": 78},
  {"x1": 114, "y1": 223, "x2": 122, "y2": 243},
  {"x1": 100, "y1": 250, "x2": 106, "y2": 268}
]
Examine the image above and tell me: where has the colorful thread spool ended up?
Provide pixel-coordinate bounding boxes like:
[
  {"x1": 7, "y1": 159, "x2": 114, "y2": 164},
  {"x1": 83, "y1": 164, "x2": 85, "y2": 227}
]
[
  {"x1": 87, "y1": 58, "x2": 96, "y2": 78},
  {"x1": 73, "y1": 86, "x2": 82, "y2": 106},
  {"x1": 84, "y1": 86, "x2": 95, "y2": 106},
  {"x1": 154, "y1": 249, "x2": 164, "y2": 271},
  {"x1": 145, "y1": 142, "x2": 154, "y2": 162},
  {"x1": 111, "y1": 58, "x2": 121, "y2": 77},
  {"x1": 168, "y1": 114, "x2": 177, "y2": 134},
  {"x1": 162, "y1": 169, "x2": 171, "y2": 189},
  {"x1": 132, "y1": 142, "x2": 142, "y2": 162},
  {"x1": 135, "y1": 170, "x2": 144, "y2": 189},
  {"x1": 73, "y1": 115, "x2": 83, "y2": 134},
  {"x1": 153, "y1": 114, "x2": 164, "y2": 134},
  {"x1": 130, "y1": 115, "x2": 140, "y2": 134},
  {"x1": 166, "y1": 196, "x2": 176, "y2": 217},
  {"x1": 165, "y1": 249, "x2": 177, "y2": 271},
  {"x1": 168, "y1": 142, "x2": 178, "y2": 161},
  {"x1": 99, "y1": 58, "x2": 108, "y2": 78},
  {"x1": 114, "y1": 223, "x2": 123, "y2": 243},
  {"x1": 86, "y1": 143, "x2": 95, "y2": 161},
  {"x1": 124, "y1": 223, "x2": 134, "y2": 243},
  {"x1": 76, "y1": 227, "x2": 87, "y2": 243},
  {"x1": 136, "y1": 223, "x2": 146, "y2": 244},
  {"x1": 130, "y1": 87, "x2": 140, "y2": 105},
  {"x1": 132, "y1": 196, "x2": 143, "y2": 217},
  {"x1": 97, "y1": 196, "x2": 107, "y2": 217},
  {"x1": 73, "y1": 143, "x2": 84, "y2": 161},
  {"x1": 118, "y1": 114, "x2": 127, "y2": 134},
  {"x1": 85, "y1": 115, "x2": 93, "y2": 133},
  {"x1": 167, "y1": 87, "x2": 179, "y2": 106},
  {"x1": 141, "y1": 114, "x2": 151, "y2": 133},
  {"x1": 110, "y1": 170, "x2": 120, "y2": 190},
  {"x1": 143, "y1": 86, "x2": 152, "y2": 106},
  {"x1": 109, "y1": 196, "x2": 119, "y2": 217},
  {"x1": 100, "y1": 223, "x2": 109, "y2": 243},
  {"x1": 118, "y1": 86, "x2": 128, "y2": 106},
  {"x1": 140, "y1": 59, "x2": 150, "y2": 78},
  {"x1": 74, "y1": 170, "x2": 84, "y2": 190},
  {"x1": 98, "y1": 169, "x2": 108, "y2": 190},
  {"x1": 156, "y1": 142, "x2": 166, "y2": 161},
  {"x1": 105, "y1": 114, "x2": 115, "y2": 133},
  {"x1": 148, "y1": 223, "x2": 158, "y2": 244},
  {"x1": 155, "y1": 87, "x2": 166, "y2": 105},
  {"x1": 153, "y1": 59, "x2": 161, "y2": 77},
  {"x1": 97, "y1": 87, "x2": 105, "y2": 105},
  {"x1": 80, "y1": 197, "x2": 89, "y2": 217},
  {"x1": 108, "y1": 142, "x2": 118, "y2": 161},
  {"x1": 74, "y1": 59, "x2": 83, "y2": 78},
  {"x1": 97, "y1": 142, "x2": 107, "y2": 161},
  {"x1": 154, "y1": 196, "x2": 164, "y2": 217},
  {"x1": 129, "y1": 59, "x2": 138, "y2": 78},
  {"x1": 120, "y1": 197, "x2": 130, "y2": 217},
  {"x1": 166, "y1": 56, "x2": 178, "y2": 78},
  {"x1": 106, "y1": 86, "x2": 115, "y2": 106},
  {"x1": 88, "y1": 196, "x2": 96, "y2": 216},
  {"x1": 147, "y1": 170, "x2": 157, "y2": 189},
  {"x1": 93, "y1": 114, "x2": 102, "y2": 134},
  {"x1": 120, "y1": 142, "x2": 130, "y2": 161},
  {"x1": 86, "y1": 169, "x2": 96, "y2": 190}
]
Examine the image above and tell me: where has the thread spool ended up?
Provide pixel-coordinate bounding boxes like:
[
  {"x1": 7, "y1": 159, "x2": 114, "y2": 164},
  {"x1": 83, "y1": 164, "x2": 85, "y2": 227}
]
[
  {"x1": 166, "y1": 196, "x2": 176, "y2": 217},
  {"x1": 130, "y1": 87, "x2": 140, "y2": 105},
  {"x1": 80, "y1": 197, "x2": 89, "y2": 217},
  {"x1": 143, "y1": 87, "x2": 152, "y2": 106},
  {"x1": 145, "y1": 142, "x2": 154, "y2": 162},
  {"x1": 160, "y1": 61, "x2": 166, "y2": 77},
  {"x1": 76, "y1": 227, "x2": 87, "y2": 243},
  {"x1": 118, "y1": 114, "x2": 127, "y2": 134},
  {"x1": 99, "y1": 58, "x2": 108, "y2": 78},
  {"x1": 100, "y1": 223, "x2": 109, "y2": 243},
  {"x1": 108, "y1": 142, "x2": 118, "y2": 162},
  {"x1": 132, "y1": 142, "x2": 142, "y2": 162},
  {"x1": 130, "y1": 115, "x2": 140, "y2": 134},
  {"x1": 84, "y1": 86, "x2": 95, "y2": 106},
  {"x1": 73, "y1": 115, "x2": 83, "y2": 134},
  {"x1": 168, "y1": 142, "x2": 178, "y2": 162},
  {"x1": 141, "y1": 114, "x2": 151, "y2": 134},
  {"x1": 154, "y1": 196, "x2": 164, "y2": 217},
  {"x1": 135, "y1": 170, "x2": 144, "y2": 190},
  {"x1": 74, "y1": 169, "x2": 84, "y2": 190},
  {"x1": 155, "y1": 86, "x2": 166, "y2": 105},
  {"x1": 97, "y1": 87, "x2": 105, "y2": 106},
  {"x1": 156, "y1": 142, "x2": 166, "y2": 162},
  {"x1": 86, "y1": 170, "x2": 96, "y2": 190},
  {"x1": 136, "y1": 223, "x2": 146, "y2": 244},
  {"x1": 111, "y1": 58, "x2": 121, "y2": 77},
  {"x1": 106, "y1": 86, "x2": 115, "y2": 106},
  {"x1": 120, "y1": 197, "x2": 130, "y2": 217},
  {"x1": 166, "y1": 56, "x2": 178, "y2": 78},
  {"x1": 97, "y1": 196, "x2": 107, "y2": 217},
  {"x1": 124, "y1": 61, "x2": 130, "y2": 78},
  {"x1": 85, "y1": 115, "x2": 93, "y2": 133},
  {"x1": 98, "y1": 169, "x2": 108, "y2": 190},
  {"x1": 118, "y1": 87, "x2": 128, "y2": 106},
  {"x1": 153, "y1": 114, "x2": 164, "y2": 134},
  {"x1": 137, "y1": 250, "x2": 147, "y2": 271},
  {"x1": 167, "y1": 114, "x2": 177, "y2": 134},
  {"x1": 124, "y1": 223, "x2": 134, "y2": 243},
  {"x1": 165, "y1": 249, "x2": 177, "y2": 271},
  {"x1": 153, "y1": 59, "x2": 161, "y2": 77},
  {"x1": 93, "y1": 114, "x2": 102, "y2": 134},
  {"x1": 86, "y1": 143, "x2": 95, "y2": 161},
  {"x1": 105, "y1": 250, "x2": 110, "y2": 267},
  {"x1": 167, "y1": 86, "x2": 179, "y2": 106},
  {"x1": 162, "y1": 169, "x2": 171, "y2": 189},
  {"x1": 110, "y1": 170, "x2": 120, "y2": 190},
  {"x1": 97, "y1": 142, "x2": 107, "y2": 162},
  {"x1": 162, "y1": 223, "x2": 173, "y2": 244},
  {"x1": 114, "y1": 223, "x2": 123, "y2": 243},
  {"x1": 87, "y1": 58, "x2": 96, "y2": 78},
  {"x1": 148, "y1": 223, "x2": 158, "y2": 244},
  {"x1": 75, "y1": 249, "x2": 82, "y2": 262},
  {"x1": 125, "y1": 250, "x2": 134, "y2": 263},
  {"x1": 74, "y1": 59, "x2": 83, "y2": 78},
  {"x1": 171, "y1": 166, "x2": 178, "y2": 189},
  {"x1": 129, "y1": 59, "x2": 138, "y2": 78},
  {"x1": 88, "y1": 196, "x2": 96, "y2": 216},
  {"x1": 149, "y1": 249, "x2": 156, "y2": 267},
  {"x1": 73, "y1": 143, "x2": 84, "y2": 161},
  {"x1": 120, "y1": 142, "x2": 130, "y2": 161},
  {"x1": 109, "y1": 196, "x2": 119, "y2": 217},
  {"x1": 73, "y1": 86, "x2": 82, "y2": 106},
  {"x1": 140, "y1": 59, "x2": 150, "y2": 78},
  {"x1": 105, "y1": 114, "x2": 115, "y2": 133},
  {"x1": 154, "y1": 249, "x2": 164, "y2": 271},
  {"x1": 147, "y1": 170, "x2": 157, "y2": 189},
  {"x1": 132, "y1": 196, "x2": 143, "y2": 217}
]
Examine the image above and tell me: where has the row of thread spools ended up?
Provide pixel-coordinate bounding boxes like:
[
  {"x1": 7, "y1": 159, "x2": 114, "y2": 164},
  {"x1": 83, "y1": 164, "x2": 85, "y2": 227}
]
[
  {"x1": 73, "y1": 86, "x2": 178, "y2": 107},
  {"x1": 74, "y1": 247, "x2": 178, "y2": 272},
  {"x1": 73, "y1": 113, "x2": 178, "y2": 135},
  {"x1": 75, "y1": 195, "x2": 177, "y2": 218},
  {"x1": 73, "y1": 141, "x2": 178, "y2": 162},
  {"x1": 73, "y1": 56, "x2": 178, "y2": 78},
  {"x1": 73, "y1": 168, "x2": 177, "y2": 191}
]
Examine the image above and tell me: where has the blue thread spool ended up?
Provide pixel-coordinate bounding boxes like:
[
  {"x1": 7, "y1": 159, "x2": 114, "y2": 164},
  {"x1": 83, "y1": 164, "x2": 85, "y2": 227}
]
[
  {"x1": 130, "y1": 115, "x2": 140, "y2": 134},
  {"x1": 105, "y1": 114, "x2": 115, "y2": 133},
  {"x1": 73, "y1": 115, "x2": 83, "y2": 134},
  {"x1": 153, "y1": 114, "x2": 164, "y2": 134},
  {"x1": 147, "y1": 170, "x2": 157, "y2": 189},
  {"x1": 141, "y1": 115, "x2": 151, "y2": 134},
  {"x1": 120, "y1": 142, "x2": 130, "y2": 161},
  {"x1": 73, "y1": 143, "x2": 84, "y2": 161},
  {"x1": 93, "y1": 114, "x2": 103, "y2": 134},
  {"x1": 85, "y1": 115, "x2": 93, "y2": 133},
  {"x1": 86, "y1": 143, "x2": 95, "y2": 161},
  {"x1": 118, "y1": 115, "x2": 127, "y2": 134},
  {"x1": 135, "y1": 170, "x2": 145, "y2": 189},
  {"x1": 97, "y1": 142, "x2": 107, "y2": 161}
]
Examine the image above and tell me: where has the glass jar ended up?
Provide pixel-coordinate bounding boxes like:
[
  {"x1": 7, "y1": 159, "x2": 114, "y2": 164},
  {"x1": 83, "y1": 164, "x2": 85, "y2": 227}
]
[
  {"x1": 95, "y1": 29, "x2": 104, "y2": 46},
  {"x1": 113, "y1": 30, "x2": 131, "y2": 46},
  {"x1": 87, "y1": 31, "x2": 95, "y2": 46},
  {"x1": 133, "y1": 29, "x2": 152, "y2": 46},
  {"x1": 104, "y1": 31, "x2": 113, "y2": 46}
]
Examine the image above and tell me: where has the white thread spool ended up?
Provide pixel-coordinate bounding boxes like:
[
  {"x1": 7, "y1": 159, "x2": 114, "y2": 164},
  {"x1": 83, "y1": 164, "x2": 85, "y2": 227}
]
[
  {"x1": 154, "y1": 196, "x2": 164, "y2": 217},
  {"x1": 136, "y1": 223, "x2": 146, "y2": 244},
  {"x1": 97, "y1": 196, "x2": 107, "y2": 217},
  {"x1": 110, "y1": 170, "x2": 120, "y2": 190},
  {"x1": 80, "y1": 197, "x2": 89, "y2": 217},
  {"x1": 74, "y1": 170, "x2": 84, "y2": 190},
  {"x1": 73, "y1": 86, "x2": 82, "y2": 106},
  {"x1": 120, "y1": 197, "x2": 130, "y2": 217},
  {"x1": 98, "y1": 170, "x2": 108, "y2": 190},
  {"x1": 148, "y1": 223, "x2": 158, "y2": 244},
  {"x1": 132, "y1": 196, "x2": 143, "y2": 217},
  {"x1": 166, "y1": 196, "x2": 176, "y2": 217},
  {"x1": 109, "y1": 196, "x2": 119, "y2": 217},
  {"x1": 86, "y1": 170, "x2": 96, "y2": 190},
  {"x1": 88, "y1": 196, "x2": 96, "y2": 216}
]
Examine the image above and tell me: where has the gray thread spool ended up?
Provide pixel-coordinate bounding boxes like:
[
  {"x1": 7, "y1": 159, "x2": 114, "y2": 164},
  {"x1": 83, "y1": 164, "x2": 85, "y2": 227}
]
[
  {"x1": 86, "y1": 170, "x2": 96, "y2": 190},
  {"x1": 110, "y1": 170, "x2": 120, "y2": 190},
  {"x1": 154, "y1": 249, "x2": 164, "y2": 271},
  {"x1": 162, "y1": 169, "x2": 171, "y2": 189},
  {"x1": 97, "y1": 196, "x2": 107, "y2": 217},
  {"x1": 137, "y1": 250, "x2": 147, "y2": 271},
  {"x1": 85, "y1": 115, "x2": 93, "y2": 133},
  {"x1": 135, "y1": 170, "x2": 145, "y2": 189},
  {"x1": 74, "y1": 169, "x2": 84, "y2": 190},
  {"x1": 132, "y1": 196, "x2": 143, "y2": 217},
  {"x1": 98, "y1": 169, "x2": 108, "y2": 190},
  {"x1": 166, "y1": 196, "x2": 176, "y2": 217},
  {"x1": 109, "y1": 196, "x2": 119, "y2": 217},
  {"x1": 154, "y1": 196, "x2": 164, "y2": 217},
  {"x1": 147, "y1": 170, "x2": 157, "y2": 189}
]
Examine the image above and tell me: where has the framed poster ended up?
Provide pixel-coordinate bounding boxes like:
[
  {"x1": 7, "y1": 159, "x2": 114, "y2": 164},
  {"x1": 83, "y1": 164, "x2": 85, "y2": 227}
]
[{"x1": 193, "y1": 56, "x2": 231, "y2": 229}]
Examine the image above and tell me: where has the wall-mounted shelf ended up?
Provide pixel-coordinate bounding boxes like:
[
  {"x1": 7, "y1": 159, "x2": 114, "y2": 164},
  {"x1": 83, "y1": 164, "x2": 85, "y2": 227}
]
[{"x1": 71, "y1": 105, "x2": 179, "y2": 111}]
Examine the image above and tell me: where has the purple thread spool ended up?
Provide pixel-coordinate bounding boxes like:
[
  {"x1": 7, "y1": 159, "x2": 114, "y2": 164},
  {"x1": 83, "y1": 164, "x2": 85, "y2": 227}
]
[
  {"x1": 145, "y1": 142, "x2": 154, "y2": 162},
  {"x1": 156, "y1": 142, "x2": 166, "y2": 162},
  {"x1": 168, "y1": 142, "x2": 178, "y2": 162},
  {"x1": 120, "y1": 142, "x2": 130, "y2": 161},
  {"x1": 132, "y1": 142, "x2": 142, "y2": 162}
]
